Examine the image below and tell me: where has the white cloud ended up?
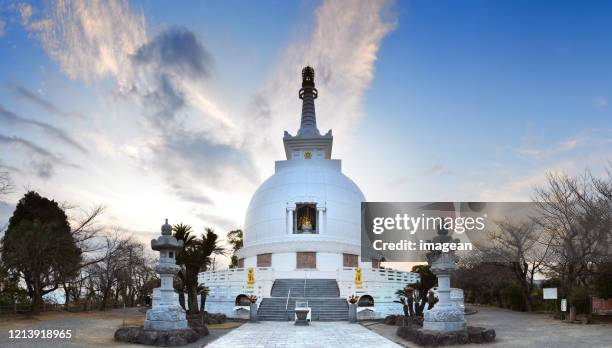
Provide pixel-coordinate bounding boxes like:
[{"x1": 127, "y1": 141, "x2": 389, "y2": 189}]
[
  {"x1": 248, "y1": 0, "x2": 396, "y2": 157},
  {"x1": 11, "y1": 0, "x2": 395, "y2": 242},
  {"x1": 517, "y1": 132, "x2": 590, "y2": 159},
  {"x1": 594, "y1": 96, "x2": 608, "y2": 108},
  {"x1": 23, "y1": 0, "x2": 146, "y2": 87},
  {"x1": 427, "y1": 163, "x2": 452, "y2": 175}
]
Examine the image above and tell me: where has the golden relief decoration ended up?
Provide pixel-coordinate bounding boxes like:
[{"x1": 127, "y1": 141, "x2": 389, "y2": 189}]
[
  {"x1": 355, "y1": 267, "x2": 363, "y2": 288},
  {"x1": 304, "y1": 151, "x2": 312, "y2": 159},
  {"x1": 247, "y1": 267, "x2": 255, "y2": 288}
]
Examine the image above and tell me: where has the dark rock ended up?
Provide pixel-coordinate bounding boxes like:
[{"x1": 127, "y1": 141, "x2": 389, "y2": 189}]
[
  {"x1": 420, "y1": 332, "x2": 437, "y2": 347},
  {"x1": 385, "y1": 315, "x2": 399, "y2": 325},
  {"x1": 114, "y1": 327, "x2": 139, "y2": 343},
  {"x1": 482, "y1": 329, "x2": 496, "y2": 342},
  {"x1": 205, "y1": 313, "x2": 227, "y2": 325},
  {"x1": 137, "y1": 330, "x2": 158, "y2": 345},
  {"x1": 404, "y1": 326, "x2": 417, "y2": 340},
  {"x1": 396, "y1": 322, "x2": 495, "y2": 346},
  {"x1": 439, "y1": 332, "x2": 457, "y2": 345},
  {"x1": 114, "y1": 327, "x2": 199, "y2": 347},
  {"x1": 467, "y1": 327, "x2": 484, "y2": 343},
  {"x1": 457, "y1": 331, "x2": 469, "y2": 344},
  {"x1": 396, "y1": 326, "x2": 407, "y2": 339}
]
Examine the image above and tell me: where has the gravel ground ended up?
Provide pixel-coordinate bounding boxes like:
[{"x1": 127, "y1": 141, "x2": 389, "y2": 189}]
[
  {"x1": 363, "y1": 306, "x2": 612, "y2": 348},
  {"x1": 2, "y1": 306, "x2": 611, "y2": 347},
  {"x1": 0, "y1": 308, "x2": 238, "y2": 348}
]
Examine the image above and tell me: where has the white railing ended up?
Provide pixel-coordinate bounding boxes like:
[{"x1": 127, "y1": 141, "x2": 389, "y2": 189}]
[
  {"x1": 285, "y1": 289, "x2": 291, "y2": 310},
  {"x1": 338, "y1": 267, "x2": 420, "y2": 285}
]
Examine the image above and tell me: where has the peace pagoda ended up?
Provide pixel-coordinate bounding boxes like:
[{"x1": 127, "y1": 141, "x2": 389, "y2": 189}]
[{"x1": 198, "y1": 67, "x2": 419, "y2": 320}]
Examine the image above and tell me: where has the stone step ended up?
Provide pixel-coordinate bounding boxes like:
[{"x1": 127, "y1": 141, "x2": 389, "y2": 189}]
[{"x1": 258, "y1": 279, "x2": 348, "y2": 322}]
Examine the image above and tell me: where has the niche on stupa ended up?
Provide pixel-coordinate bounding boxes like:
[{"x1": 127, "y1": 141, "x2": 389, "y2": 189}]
[{"x1": 294, "y1": 203, "x2": 317, "y2": 234}]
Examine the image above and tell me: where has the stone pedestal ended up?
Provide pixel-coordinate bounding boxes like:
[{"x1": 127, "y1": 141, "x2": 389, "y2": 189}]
[
  {"x1": 249, "y1": 303, "x2": 258, "y2": 322},
  {"x1": 348, "y1": 303, "x2": 357, "y2": 323},
  {"x1": 295, "y1": 309, "x2": 309, "y2": 326}
]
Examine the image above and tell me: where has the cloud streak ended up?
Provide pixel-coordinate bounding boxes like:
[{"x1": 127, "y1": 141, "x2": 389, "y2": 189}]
[
  {"x1": 0, "y1": 104, "x2": 88, "y2": 154},
  {"x1": 7, "y1": 82, "x2": 84, "y2": 119},
  {"x1": 14, "y1": 0, "x2": 395, "y2": 233},
  {"x1": 0, "y1": 134, "x2": 78, "y2": 178},
  {"x1": 21, "y1": 0, "x2": 146, "y2": 86},
  {"x1": 245, "y1": 0, "x2": 396, "y2": 156}
]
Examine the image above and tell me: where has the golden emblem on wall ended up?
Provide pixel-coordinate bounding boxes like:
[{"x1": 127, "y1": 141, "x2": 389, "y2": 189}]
[
  {"x1": 247, "y1": 267, "x2": 255, "y2": 288},
  {"x1": 304, "y1": 151, "x2": 312, "y2": 159},
  {"x1": 355, "y1": 267, "x2": 363, "y2": 288}
]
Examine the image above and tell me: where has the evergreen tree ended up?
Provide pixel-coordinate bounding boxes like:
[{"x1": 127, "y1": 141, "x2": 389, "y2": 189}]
[{"x1": 1, "y1": 191, "x2": 81, "y2": 314}]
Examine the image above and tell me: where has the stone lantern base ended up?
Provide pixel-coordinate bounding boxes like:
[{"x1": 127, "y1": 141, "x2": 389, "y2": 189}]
[
  {"x1": 144, "y1": 305, "x2": 189, "y2": 331},
  {"x1": 423, "y1": 305, "x2": 466, "y2": 332}
]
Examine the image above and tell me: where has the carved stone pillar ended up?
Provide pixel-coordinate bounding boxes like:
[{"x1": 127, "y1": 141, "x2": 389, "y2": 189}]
[
  {"x1": 317, "y1": 205, "x2": 326, "y2": 234},
  {"x1": 286, "y1": 206, "x2": 295, "y2": 234}
]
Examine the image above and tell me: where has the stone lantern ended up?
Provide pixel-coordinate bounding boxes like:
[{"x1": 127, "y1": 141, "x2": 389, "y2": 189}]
[
  {"x1": 422, "y1": 228, "x2": 466, "y2": 332},
  {"x1": 144, "y1": 219, "x2": 188, "y2": 330}
]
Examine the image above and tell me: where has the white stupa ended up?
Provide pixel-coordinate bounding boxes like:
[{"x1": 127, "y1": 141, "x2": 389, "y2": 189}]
[{"x1": 199, "y1": 67, "x2": 421, "y2": 320}]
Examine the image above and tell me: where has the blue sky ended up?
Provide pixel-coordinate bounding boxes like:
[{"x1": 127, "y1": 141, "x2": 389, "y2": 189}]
[{"x1": 0, "y1": 0, "x2": 611, "y2": 256}]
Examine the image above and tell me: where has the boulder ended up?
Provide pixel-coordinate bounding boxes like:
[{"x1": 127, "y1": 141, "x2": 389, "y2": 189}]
[
  {"x1": 114, "y1": 327, "x2": 199, "y2": 347},
  {"x1": 457, "y1": 331, "x2": 469, "y2": 344},
  {"x1": 137, "y1": 330, "x2": 158, "y2": 345},
  {"x1": 467, "y1": 327, "x2": 484, "y2": 343},
  {"x1": 482, "y1": 329, "x2": 496, "y2": 342},
  {"x1": 205, "y1": 313, "x2": 227, "y2": 325},
  {"x1": 439, "y1": 332, "x2": 457, "y2": 345}
]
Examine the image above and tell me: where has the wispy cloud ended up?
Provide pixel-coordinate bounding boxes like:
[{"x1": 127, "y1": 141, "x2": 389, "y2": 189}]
[
  {"x1": 0, "y1": 134, "x2": 78, "y2": 178},
  {"x1": 13, "y1": 0, "x2": 394, "y2": 233},
  {"x1": 21, "y1": 0, "x2": 146, "y2": 85},
  {"x1": 517, "y1": 132, "x2": 590, "y2": 159},
  {"x1": 427, "y1": 163, "x2": 453, "y2": 176},
  {"x1": 594, "y1": 96, "x2": 608, "y2": 109},
  {"x1": 0, "y1": 105, "x2": 87, "y2": 154},
  {"x1": 19, "y1": 0, "x2": 251, "y2": 199},
  {"x1": 7, "y1": 82, "x2": 83, "y2": 119},
  {"x1": 245, "y1": 0, "x2": 396, "y2": 157}
]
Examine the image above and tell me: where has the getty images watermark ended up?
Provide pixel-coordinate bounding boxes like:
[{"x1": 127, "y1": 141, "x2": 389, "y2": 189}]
[{"x1": 360, "y1": 202, "x2": 542, "y2": 262}]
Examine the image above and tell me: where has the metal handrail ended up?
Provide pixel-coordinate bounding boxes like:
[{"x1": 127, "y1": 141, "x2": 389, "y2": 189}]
[{"x1": 285, "y1": 288, "x2": 291, "y2": 310}]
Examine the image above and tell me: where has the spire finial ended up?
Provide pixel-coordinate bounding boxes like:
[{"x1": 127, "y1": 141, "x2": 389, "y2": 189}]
[
  {"x1": 297, "y1": 66, "x2": 320, "y2": 136},
  {"x1": 302, "y1": 66, "x2": 315, "y2": 88}
]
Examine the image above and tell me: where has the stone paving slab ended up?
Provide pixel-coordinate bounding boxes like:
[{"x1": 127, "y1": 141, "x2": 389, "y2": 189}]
[{"x1": 206, "y1": 321, "x2": 402, "y2": 348}]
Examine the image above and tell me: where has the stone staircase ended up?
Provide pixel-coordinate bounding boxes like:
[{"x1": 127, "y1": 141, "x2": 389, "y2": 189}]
[{"x1": 257, "y1": 279, "x2": 348, "y2": 321}]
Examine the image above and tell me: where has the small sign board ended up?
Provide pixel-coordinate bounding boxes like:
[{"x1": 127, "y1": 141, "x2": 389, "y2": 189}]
[
  {"x1": 543, "y1": 287, "x2": 558, "y2": 300},
  {"x1": 561, "y1": 299, "x2": 567, "y2": 312}
]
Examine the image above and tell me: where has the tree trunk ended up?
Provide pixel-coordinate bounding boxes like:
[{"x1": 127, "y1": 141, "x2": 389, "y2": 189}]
[
  {"x1": 187, "y1": 285, "x2": 198, "y2": 314},
  {"x1": 100, "y1": 285, "x2": 111, "y2": 311},
  {"x1": 178, "y1": 292, "x2": 186, "y2": 310},
  {"x1": 63, "y1": 283, "x2": 71, "y2": 309},
  {"x1": 31, "y1": 291, "x2": 43, "y2": 315},
  {"x1": 200, "y1": 294, "x2": 207, "y2": 313},
  {"x1": 407, "y1": 297, "x2": 414, "y2": 317}
]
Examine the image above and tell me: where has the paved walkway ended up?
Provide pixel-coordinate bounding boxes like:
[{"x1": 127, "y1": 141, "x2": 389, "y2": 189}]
[
  {"x1": 206, "y1": 321, "x2": 402, "y2": 348},
  {"x1": 365, "y1": 306, "x2": 612, "y2": 348}
]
